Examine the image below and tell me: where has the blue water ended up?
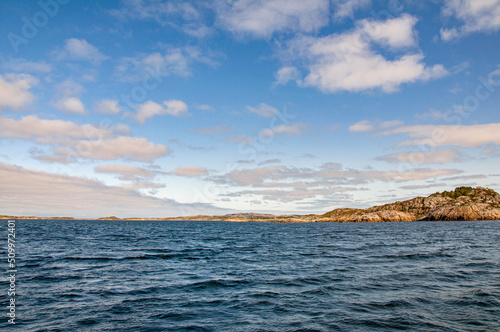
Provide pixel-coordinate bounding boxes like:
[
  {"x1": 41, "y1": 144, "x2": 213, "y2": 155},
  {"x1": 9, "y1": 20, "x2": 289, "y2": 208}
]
[{"x1": 2, "y1": 220, "x2": 500, "y2": 331}]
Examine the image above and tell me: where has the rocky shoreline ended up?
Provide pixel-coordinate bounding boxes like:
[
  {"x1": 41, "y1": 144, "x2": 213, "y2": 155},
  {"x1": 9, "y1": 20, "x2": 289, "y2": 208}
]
[{"x1": 2, "y1": 187, "x2": 500, "y2": 223}]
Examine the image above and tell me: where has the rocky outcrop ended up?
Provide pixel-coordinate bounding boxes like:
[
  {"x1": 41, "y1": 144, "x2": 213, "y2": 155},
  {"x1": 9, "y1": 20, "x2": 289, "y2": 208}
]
[
  {"x1": 423, "y1": 205, "x2": 500, "y2": 221},
  {"x1": 352, "y1": 210, "x2": 416, "y2": 222},
  {"x1": 319, "y1": 186, "x2": 500, "y2": 222},
  {"x1": 418, "y1": 187, "x2": 500, "y2": 221}
]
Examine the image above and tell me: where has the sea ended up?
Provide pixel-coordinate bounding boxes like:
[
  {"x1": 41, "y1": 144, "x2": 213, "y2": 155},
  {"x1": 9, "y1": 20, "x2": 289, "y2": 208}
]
[{"x1": 1, "y1": 219, "x2": 499, "y2": 331}]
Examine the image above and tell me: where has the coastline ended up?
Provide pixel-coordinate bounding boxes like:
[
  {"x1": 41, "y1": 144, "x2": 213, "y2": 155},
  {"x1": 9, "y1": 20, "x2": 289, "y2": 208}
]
[{"x1": 3, "y1": 186, "x2": 500, "y2": 223}]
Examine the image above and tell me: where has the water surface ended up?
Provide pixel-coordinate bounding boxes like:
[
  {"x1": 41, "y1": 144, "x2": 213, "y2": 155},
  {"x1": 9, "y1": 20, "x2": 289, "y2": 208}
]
[{"x1": 2, "y1": 220, "x2": 499, "y2": 331}]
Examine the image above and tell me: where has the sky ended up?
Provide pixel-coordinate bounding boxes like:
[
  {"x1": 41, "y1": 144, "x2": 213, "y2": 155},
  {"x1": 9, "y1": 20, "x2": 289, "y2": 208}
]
[{"x1": 1, "y1": 0, "x2": 500, "y2": 218}]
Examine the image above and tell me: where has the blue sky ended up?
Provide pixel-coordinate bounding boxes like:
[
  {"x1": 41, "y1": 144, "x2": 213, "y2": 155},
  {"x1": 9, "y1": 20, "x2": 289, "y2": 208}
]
[{"x1": 1, "y1": 0, "x2": 500, "y2": 218}]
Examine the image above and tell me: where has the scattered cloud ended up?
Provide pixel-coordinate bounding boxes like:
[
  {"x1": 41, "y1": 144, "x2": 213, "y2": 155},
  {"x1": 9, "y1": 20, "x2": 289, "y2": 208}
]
[
  {"x1": 415, "y1": 108, "x2": 448, "y2": 120},
  {"x1": 380, "y1": 123, "x2": 500, "y2": 148},
  {"x1": 135, "y1": 100, "x2": 189, "y2": 124},
  {"x1": 270, "y1": 123, "x2": 303, "y2": 135},
  {"x1": 332, "y1": 0, "x2": 371, "y2": 21},
  {"x1": 274, "y1": 66, "x2": 301, "y2": 86},
  {"x1": 247, "y1": 103, "x2": 279, "y2": 118},
  {"x1": 216, "y1": 0, "x2": 330, "y2": 38},
  {"x1": 56, "y1": 38, "x2": 108, "y2": 64},
  {"x1": 0, "y1": 115, "x2": 166, "y2": 162},
  {"x1": 115, "y1": 46, "x2": 220, "y2": 81},
  {"x1": 281, "y1": 15, "x2": 447, "y2": 93},
  {"x1": 211, "y1": 163, "x2": 461, "y2": 203},
  {"x1": 441, "y1": 0, "x2": 500, "y2": 41},
  {"x1": 58, "y1": 136, "x2": 169, "y2": 162},
  {"x1": 258, "y1": 159, "x2": 282, "y2": 166},
  {"x1": 258, "y1": 123, "x2": 305, "y2": 139},
  {"x1": 349, "y1": 120, "x2": 374, "y2": 132},
  {"x1": 1, "y1": 58, "x2": 52, "y2": 73},
  {"x1": 379, "y1": 120, "x2": 404, "y2": 129},
  {"x1": 211, "y1": 164, "x2": 461, "y2": 189},
  {"x1": 400, "y1": 182, "x2": 447, "y2": 190},
  {"x1": 0, "y1": 115, "x2": 109, "y2": 140},
  {"x1": 441, "y1": 174, "x2": 487, "y2": 181},
  {"x1": 0, "y1": 162, "x2": 223, "y2": 218},
  {"x1": 95, "y1": 164, "x2": 156, "y2": 178},
  {"x1": 0, "y1": 73, "x2": 38, "y2": 112},
  {"x1": 51, "y1": 79, "x2": 87, "y2": 115},
  {"x1": 110, "y1": 0, "x2": 212, "y2": 37},
  {"x1": 376, "y1": 149, "x2": 463, "y2": 164},
  {"x1": 95, "y1": 99, "x2": 123, "y2": 115},
  {"x1": 172, "y1": 166, "x2": 208, "y2": 177},
  {"x1": 53, "y1": 97, "x2": 87, "y2": 114},
  {"x1": 350, "y1": 119, "x2": 404, "y2": 132}
]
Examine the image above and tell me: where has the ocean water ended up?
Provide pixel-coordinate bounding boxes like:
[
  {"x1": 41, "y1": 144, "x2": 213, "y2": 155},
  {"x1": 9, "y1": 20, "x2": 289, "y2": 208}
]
[{"x1": 2, "y1": 219, "x2": 500, "y2": 331}]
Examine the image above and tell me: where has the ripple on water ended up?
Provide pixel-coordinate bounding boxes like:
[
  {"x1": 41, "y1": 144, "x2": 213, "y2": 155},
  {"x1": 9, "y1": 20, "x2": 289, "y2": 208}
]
[{"x1": 7, "y1": 219, "x2": 500, "y2": 331}]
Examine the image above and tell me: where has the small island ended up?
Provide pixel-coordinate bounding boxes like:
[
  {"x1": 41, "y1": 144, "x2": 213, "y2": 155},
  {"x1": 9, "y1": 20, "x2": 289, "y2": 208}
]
[{"x1": 2, "y1": 186, "x2": 500, "y2": 223}]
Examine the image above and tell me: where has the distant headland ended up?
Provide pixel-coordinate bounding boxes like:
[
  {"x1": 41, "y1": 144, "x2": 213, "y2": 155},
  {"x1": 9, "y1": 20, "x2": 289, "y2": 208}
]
[{"x1": 2, "y1": 186, "x2": 500, "y2": 223}]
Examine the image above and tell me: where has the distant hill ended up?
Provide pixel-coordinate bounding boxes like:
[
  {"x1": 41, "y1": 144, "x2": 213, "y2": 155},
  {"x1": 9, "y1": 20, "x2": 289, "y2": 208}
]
[{"x1": 2, "y1": 187, "x2": 500, "y2": 223}]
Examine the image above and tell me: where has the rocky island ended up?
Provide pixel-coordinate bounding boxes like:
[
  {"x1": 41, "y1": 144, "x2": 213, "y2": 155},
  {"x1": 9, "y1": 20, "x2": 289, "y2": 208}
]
[{"x1": 2, "y1": 187, "x2": 500, "y2": 223}]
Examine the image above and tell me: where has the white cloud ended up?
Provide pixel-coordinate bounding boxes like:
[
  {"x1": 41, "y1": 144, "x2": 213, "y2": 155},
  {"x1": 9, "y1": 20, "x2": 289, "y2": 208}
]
[
  {"x1": 441, "y1": 0, "x2": 500, "y2": 41},
  {"x1": 51, "y1": 79, "x2": 88, "y2": 114},
  {"x1": 282, "y1": 15, "x2": 447, "y2": 93},
  {"x1": 349, "y1": 120, "x2": 374, "y2": 132},
  {"x1": 0, "y1": 115, "x2": 112, "y2": 140},
  {"x1": 379, "y1": 120, "x2": 404, "y2": 129},
  {"x1": 163, "y1": 100, "x2": 189, "y2": 116},
  {"x1": 274, "y1": 66, "x2": 301, "y2": 86},
  {"x1": 212, "y1": 164, "x2": 461, "y2": 196},
  {"x1": 380, "y1": 123, "x2": 500, "y2": 148},
  {"x1": 95, "y1": 164, "x2": 155, "y2": 178},
  {"x1": 415, "y1": 109, "x2": 448, "y2": 120},
  {"x1": 135, "y1": 101, "x2": 163, "y2": 124},
  {"x1": 57, "y1": 38, "x2": 108, "y2": 64},
  {"x1": 207, "y1": 161, "x2": 462, "y2": 208},
  {"x1": 259, "y1": 123, "x2": 305, "y2": 139},
  {"x1": 0, "y1": 73, "x2": 38, "y2": 112},
  {"x1": 62, "y1": 136, "x2": 169, "y2": 162},
  {"x1": 1, "y1": 58, "x2": 52, "y2": 73},
  {"x1": 247, "y1": 103, "x2": 279, "y2": 118},
  {"x1": 217, "y1": 0, "x2": 330, "y2": 38},
  {"x1": 172, "y1": 166, "x2": 209, "y2": 177},
  {"x1": 271, "y1": 123, "x2": 303, "y2": 135},
  {"x1": 110, "y1": 0, "x2": 212, "y2": 37},
  {"x1": 358, "y1": 14, "x2": 418, "y2": 48},
  {"x1": 0, "y1": 162, "x2": 223, "y2": 218},
  {"x1": 0, "y1": 115, "x2": 166, "y2": 162},
  {"x1": 376, "y1": 149, "x2": 463, "y2": 164},
  {"x1": 115, "y1": 46, "x2": 220, "y2": 81},
  {"x1": 135, "y1": 100, "x2": 189, "y2": 124},
  {"x1": 95, "y1": 99, "x2": 122, "y2": 115},
  {"x1": 332, "y1": 0, "x2": 371, "y2": 21},
  {"x1": 53, "y1": 96, "x2": 86, "y2": 114}
]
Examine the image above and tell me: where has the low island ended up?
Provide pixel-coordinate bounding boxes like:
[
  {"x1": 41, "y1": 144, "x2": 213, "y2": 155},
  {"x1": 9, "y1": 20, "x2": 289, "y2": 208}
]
[{"x1": 2, "y1": 186, "x2": 500, "y2": 223}]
